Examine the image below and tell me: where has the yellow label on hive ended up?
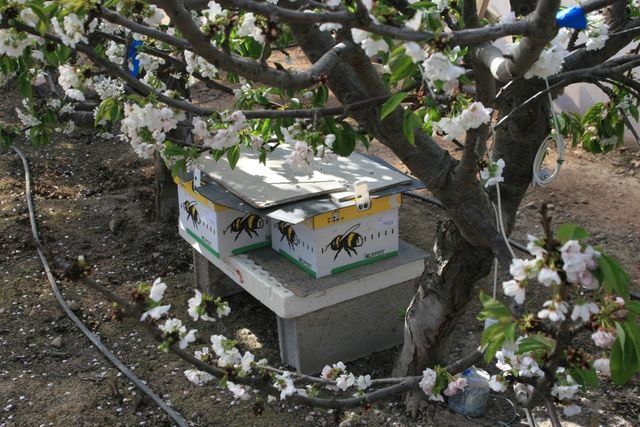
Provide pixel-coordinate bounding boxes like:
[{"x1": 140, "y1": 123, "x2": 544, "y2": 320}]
[
  {"x1": 174, "y1": 178, "x2": 227, "y2": 212},
  {"x1": 310, "y1": 193, "x2": 401, "y2": 229}
]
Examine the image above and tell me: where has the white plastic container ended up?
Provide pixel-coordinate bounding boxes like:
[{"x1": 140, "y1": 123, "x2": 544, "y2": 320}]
[{"x1": 447, "y1": 367, "x2": 490, "y2": 417}]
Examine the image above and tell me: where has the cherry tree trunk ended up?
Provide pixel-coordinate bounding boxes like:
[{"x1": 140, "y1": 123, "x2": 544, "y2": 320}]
[
  {"x1": 288, "y1": 18, "x2": 550, "y2": 414},
  {"x1": 393, "y1": 222, "x2": 494, "y2": 376}
]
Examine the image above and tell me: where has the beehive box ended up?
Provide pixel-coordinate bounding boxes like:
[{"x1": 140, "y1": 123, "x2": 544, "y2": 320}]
[
  {"x1": 176, "y1": 177, "x2": 271, "y2": 260},
  {"x1": 177, "y1": 147, "x2": 419, "y2": 272},
  {"x1": 271, "y1": 193, "x2": 401, "y2": 278}
]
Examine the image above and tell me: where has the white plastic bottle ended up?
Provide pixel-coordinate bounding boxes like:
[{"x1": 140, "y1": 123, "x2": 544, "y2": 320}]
[{"x1": 447, "y1": 367, "x2": 491, "y2": 417}]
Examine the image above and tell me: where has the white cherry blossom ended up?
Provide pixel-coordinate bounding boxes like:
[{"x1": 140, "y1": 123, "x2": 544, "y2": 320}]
[
  {"x1": 591, "y1": 329, "x2": 616, "y2": 349},
  {"x1": 593, "y1": 358, "x2": 611, "y2": 376},
  {"x1": 443, "y1": 377, "x2": 467, "y2": 396},
  {"x1": 570, "y1": 302, "x2": 599, "y2": 322},
  {"x1": 237, "y1": 13, "x2": 265, "y2": 44},
  {"x1": 585, "y1": 14, "x2": 609, "y2": 51},
  {"x1": 149, "y1": 278, "x2": 167, "y2": 302},
  {"x1": 563, "y1": 404, "x2": 582, "y2": 417},
  {"x1": 537, "y1": 267, "x2": 561, "y2": 287},
  {"x1": 422, "y1": 52, "x2": 465, "y2": 90},
  {"x1": 336, "y1": 372, "x2": 356, "y2": 391},
  {"x1": 538, "y1": 299, "x2": 569, "y2": 322},
  {"x1": 140, "y1": 304, "x2": 171, "y2": 321},
  {"x1": 227, "y1": 381, "x2": 250, "y2": 400},
  {"x1": 241, "y1": 351, "x2": 255, "y2": 373},
  {"x1": 488, "y1": 375, "x2": 507, "y2": 392},
  {"x1": 480, "y1": 158, "x2": 506, "y2": 188},
  {"x1": 404, "y1": 42, "x2": 425, "y2": 63},
  {"x1": 419, "y1": 368, "x2": 436, "y2": 395},
  {"x1": 179, "y1": 329, "x2": 197, "y2": 349},
  {"x1": 355, "y1": 374, "x2": 372, "y2": 390},
  {"x1": 503, "y1": 279, "x2": 526, "y2": 304},
  {"x1": 184, "y1": 369, "x2": 215, "y2": 386},
  {"x1": 274, "y1": 371, "x2": 296, "y2": 400}
]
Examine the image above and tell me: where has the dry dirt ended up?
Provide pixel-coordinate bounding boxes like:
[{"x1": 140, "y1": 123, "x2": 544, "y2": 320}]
[{"x1": 1, "y1": 82, "x2": 639, "y2": 427}]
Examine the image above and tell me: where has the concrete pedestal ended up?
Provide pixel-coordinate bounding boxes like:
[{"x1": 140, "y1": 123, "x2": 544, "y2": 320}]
[{"x1": 191, "y1": 241, "x2": 425, "y2": 374}]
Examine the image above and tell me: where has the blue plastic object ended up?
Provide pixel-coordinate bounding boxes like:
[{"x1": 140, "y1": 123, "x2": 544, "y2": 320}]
[
  {"x1": 127, "y1": 40, "x2": 144, "y2": 77},
  {"x1": 555, "y1": 6, "x2": 587, "y2": 30}
]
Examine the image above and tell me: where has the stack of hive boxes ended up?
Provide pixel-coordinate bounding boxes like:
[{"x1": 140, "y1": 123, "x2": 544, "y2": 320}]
[{"x1": 176, "y1": 146, "x2": 419, "y2": 278}]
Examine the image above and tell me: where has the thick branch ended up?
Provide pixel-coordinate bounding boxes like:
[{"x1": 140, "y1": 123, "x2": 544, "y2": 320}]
[
  {"x1": 183, "y1": 0, "x2": 530, "y2": 46},
  {"x1": 153, "y1": 0, "x2": 348, "y2": 90},
  {"x1": 97, "y1": 6, "x2": 191, "y2": 49},
  {"x1": 475, "y1": 0, "x2": 561, "y2": 82},
  {"x1": 604, "y1": 0, "x2": 628, "y2": 31}
]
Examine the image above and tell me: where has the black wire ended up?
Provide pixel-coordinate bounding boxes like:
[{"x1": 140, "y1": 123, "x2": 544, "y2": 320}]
[{"x1": 10, "y1": 145, "x2": 189, "y2": 427}]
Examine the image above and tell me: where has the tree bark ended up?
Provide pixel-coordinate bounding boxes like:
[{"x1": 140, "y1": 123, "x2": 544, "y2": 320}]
[
  {"x1": 153, "y1": 152, "x2": 178, "y2": 222},
  {"x1": 392, "y1": 220, "x2": 494, "y2": 414},
  {"x1": 286, "y1": 8, "x2": 548, "y2": 413},
  {"x1": 287, "y1": 10, "x2": 502, "y2": 343}
]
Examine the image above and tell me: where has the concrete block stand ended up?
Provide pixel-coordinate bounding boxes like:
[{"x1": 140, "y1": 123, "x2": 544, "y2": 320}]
[{"x1": 191, "y1": 241, "x2": 426, "y2": 374}]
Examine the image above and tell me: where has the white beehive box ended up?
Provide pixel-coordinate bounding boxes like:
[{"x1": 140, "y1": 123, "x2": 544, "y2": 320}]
[
  {"x1": 271, "y1": 193, "x2": 401, "y2": 278},
  {"x1": 176, "y1": 177, "x2": 271, "y2": 260},
  {"x1": 176, "y1": 146, "x2": 418, "y2": 273}
]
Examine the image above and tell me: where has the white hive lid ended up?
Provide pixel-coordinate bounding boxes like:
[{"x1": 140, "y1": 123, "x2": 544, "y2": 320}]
[{"x1": 198, "y1": 145, "x2": 412, "y2": 209}]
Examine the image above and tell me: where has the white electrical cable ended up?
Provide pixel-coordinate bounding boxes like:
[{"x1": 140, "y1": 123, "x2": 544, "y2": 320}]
[
  {"x1": 495, "y1": 182, "x2": 516, "y2": 260},
  {"x1": 532, "y1": 78, "x2": 565, "y2": 187}
]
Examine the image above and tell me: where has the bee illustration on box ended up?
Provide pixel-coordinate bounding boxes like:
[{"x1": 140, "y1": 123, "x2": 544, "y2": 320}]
[
  {"x1": 183, "y1": 201, "x2": 201, "y2": 228},
  {"x1": 326, "y1": 223, "x2": 363, "y2": 260},
  {"x1": 277, "y1": 221, "x2": 299, "y2": 250},
  {"x1": 224, "y1": 214, "x2": 265, "y2": 241}
]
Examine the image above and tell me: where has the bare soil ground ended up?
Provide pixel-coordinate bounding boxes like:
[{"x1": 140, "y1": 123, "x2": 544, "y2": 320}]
[{"x1": 1, "y1": 82, "x2": 639, "y2": 427}]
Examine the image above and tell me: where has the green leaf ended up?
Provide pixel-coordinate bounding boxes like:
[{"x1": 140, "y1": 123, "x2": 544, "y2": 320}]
[
  {"x1": 94, "y1": 98, "x2": 113, "y2": 126},
  {"x1": 109, "y1": 100, "x2": 123, "y2": 122},
  {"x1": 556, "y1": 223, "x2": 590, "y2": 243},
  {"x1": 622, "y1": 320, "x2": 640, "y2": 358},
  {"x1": 402, "y1": 110, "x2": 421, "y2": 146},
  {"x1": 332, "y1": 122, "x2": 356, "y2": 156},
  {"x1": 16, "y1": 70, "x2": 33, "y2": 99},
  {"x1": 171, "y1": 159, "x2": 187, "y2": 176},
  {"x1": 628, "y1": 103, "x2": 639, "y2": 121},
  {"x1": 610, "y1": 327, "x2": 640, "y2": 385},
  {"x1": 312, "y1": 85, "x2": 328, "y2": 107},
  {"x1": 581, "y1": 103, "x2": 605, "y2": 127},
  {"x1": 517, "y1": 334, "x2": 555, "y2": 355},
  {"x1": 626, "y1": 301, "x2": 640, "y2": 316},
  {"x1": 597, "y1": 253, "x2": 630, "y2": 299},
  {"x1": 478, "y1": 291, "x2": 513, "y2": 322},
  {"x1": 503, "y1": 321, "x2": 517, "y2": 343},
  {"x1": 380, "y1": 92, "x2": 408, "y2": 120},
  {"x1": 569, "y1": 367, "x2": 599, "y2": 388},
  {"x1": 227, "y1": 144, "x2": 240, "y2": 169},
  {"x1": 164, "y1": 141, "x2": 188, "y2": 157},
  {"x1": 481, "y1": 322, "x2": 506, "y2": 363},
  {"x1": 610, "y1": 320, "x2": 640, "y2": 385},
  {"x1": 616, "y1": 322, "x2": 626, "y2": 348},
  {"x1": 389, "y1": 54, "x2": 416, "y2": 84}
]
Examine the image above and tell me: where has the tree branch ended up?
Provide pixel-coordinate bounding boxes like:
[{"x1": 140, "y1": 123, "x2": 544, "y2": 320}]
[
  {"x1": 604, "y1": 0, "x2": 628, "y2": 31},
  {"x1": 493, "y1": 54, "x2": 640, "y2": 129},
  {"x1": 97, "y1": 6, "x2": 191, "y2": 50},
  {"x1": 91, "y1": 30, "x2": 235, "y2": 94},
  {"x1": 153, "y1": 0, "x2": 349, "y2": 90},
  {"x1": 563, "y1": 18, "x2": 640, "y2": 72},
  {"x1": 475, "y1": 0, "x2": 561, "y2": 82}
]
